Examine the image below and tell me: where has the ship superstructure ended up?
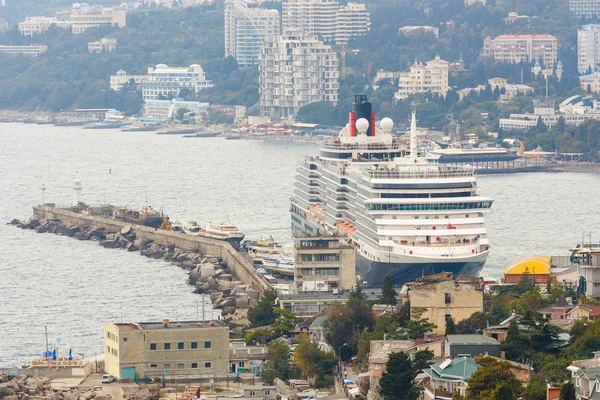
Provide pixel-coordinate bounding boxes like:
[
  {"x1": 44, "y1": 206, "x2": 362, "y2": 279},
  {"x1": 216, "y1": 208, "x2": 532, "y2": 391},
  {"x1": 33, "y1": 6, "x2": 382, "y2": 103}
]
[{"x1": 291, "y1": 95, "x2": 492, "y2": 286}]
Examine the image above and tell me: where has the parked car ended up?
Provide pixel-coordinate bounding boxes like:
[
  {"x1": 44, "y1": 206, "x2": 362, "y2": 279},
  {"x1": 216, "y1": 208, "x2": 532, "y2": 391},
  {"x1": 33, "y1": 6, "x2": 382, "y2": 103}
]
[{"x1": 101, "y1": 374, "x2": 115, "y2": 384}]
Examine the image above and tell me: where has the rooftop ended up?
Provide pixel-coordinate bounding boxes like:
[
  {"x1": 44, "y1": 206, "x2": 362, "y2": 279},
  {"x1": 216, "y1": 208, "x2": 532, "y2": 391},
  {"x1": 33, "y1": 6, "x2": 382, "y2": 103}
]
[
  {"x1": 446, "y1": 334, "x2": 501, "y2": 346},
  {"x1": 280, "y1": 292, "x2": 350, "y2": 301},
  {"x1": 426, "y1": 357, "x2": 480, "y2": 381},
  {"x1": 114, "y1": 320, "x2": 226, "y2": 330}
]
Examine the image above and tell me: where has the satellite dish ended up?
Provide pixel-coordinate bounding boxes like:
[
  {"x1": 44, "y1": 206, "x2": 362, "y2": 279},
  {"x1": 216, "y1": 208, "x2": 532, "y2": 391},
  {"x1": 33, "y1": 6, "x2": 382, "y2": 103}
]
[
  {"x1": 355, "y1": 275, "x2": 361, "y2": 282},
  {"x1": 121, "y1": 226, "x2": 132, "y2": 235}
]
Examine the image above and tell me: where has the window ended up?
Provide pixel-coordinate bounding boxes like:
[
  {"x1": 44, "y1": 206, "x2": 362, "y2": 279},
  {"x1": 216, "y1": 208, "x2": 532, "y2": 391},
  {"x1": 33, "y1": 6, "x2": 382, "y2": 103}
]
[
  {"x1": 164, "y1": 343, "x2": 171, "y2": 350},
  {"x1": 239, "y1": 361, "x2": 245, "y2": 368},
  {"x1": 177, "y1": 363, "x2": 184, "y2": 369},
  {"x1": 164, "y1": 364, "x2": 171, "y2": 370},
  {"x1": 205, "y1": 362, "x2": 212, "y2": 368},
  {"x1": 150, "y1": 343, "x2": 157, "y2": 350},
  {"x1": 178, "y1": 342, "x2": 184, "y2": 350},
  {"x1": 374, "y1": 363, "x2": 380, "y2": 370},
  {"x1": 191, "y1": 342, "x2": 198, "y2": 349},
  {"x1": 445, "y1": 293, "x2": 452, "y2": 305},
  {"x1": 150, "y1": 364, "x2": 157, "y2": 368},
  {"x1": 123, "y1": 338, "x2": 127, "y2": 342},
  {"x1": 191, "y1": 363, "x2": 198, "y2": 369},
  {"x1": 204, "y1": 341, "x2": 211, "y2": 349}
]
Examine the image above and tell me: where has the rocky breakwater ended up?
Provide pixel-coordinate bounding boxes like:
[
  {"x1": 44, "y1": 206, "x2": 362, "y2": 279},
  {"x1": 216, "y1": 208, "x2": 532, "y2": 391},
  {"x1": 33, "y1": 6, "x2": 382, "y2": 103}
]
[
  {"x1": 0, "y1": 375, "x2": 112, "y2": 400},
  {"x1": 9, "y1": 217, "x2": 257, "y2": 322}
]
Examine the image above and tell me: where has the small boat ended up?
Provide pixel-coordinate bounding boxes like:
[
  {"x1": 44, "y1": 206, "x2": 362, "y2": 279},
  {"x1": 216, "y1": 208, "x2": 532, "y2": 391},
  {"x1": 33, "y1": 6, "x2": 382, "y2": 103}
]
[
  {"x1": 183, "y1": 220, "x2": 245, "y2": 249},
  {"x1": 170, "y1": 219, "x2": 183, "y2": 232},
  {"x1": 113, "y1": 206, "x2": 167, "y2": 229}
]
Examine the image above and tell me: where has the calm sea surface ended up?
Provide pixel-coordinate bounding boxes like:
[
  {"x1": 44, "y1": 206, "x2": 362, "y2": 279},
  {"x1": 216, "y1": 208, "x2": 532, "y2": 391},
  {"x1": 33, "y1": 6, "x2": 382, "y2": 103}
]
[{"x1": 1, "y1": 123, "x2": 599, "y2": 367}]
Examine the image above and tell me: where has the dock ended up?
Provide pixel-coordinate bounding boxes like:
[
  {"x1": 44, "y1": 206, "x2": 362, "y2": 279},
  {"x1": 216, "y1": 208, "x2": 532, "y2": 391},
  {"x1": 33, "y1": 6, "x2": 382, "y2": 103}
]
[{"x1": 32, "y1": 205, "x2": 271, "y2": 295}]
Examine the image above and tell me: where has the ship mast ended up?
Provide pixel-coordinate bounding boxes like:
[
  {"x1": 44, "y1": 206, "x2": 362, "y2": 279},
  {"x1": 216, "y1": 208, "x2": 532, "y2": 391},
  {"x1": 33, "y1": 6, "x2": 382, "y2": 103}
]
[{"x1": 410, "y1": 106, "x2": 418, "y2": 162}]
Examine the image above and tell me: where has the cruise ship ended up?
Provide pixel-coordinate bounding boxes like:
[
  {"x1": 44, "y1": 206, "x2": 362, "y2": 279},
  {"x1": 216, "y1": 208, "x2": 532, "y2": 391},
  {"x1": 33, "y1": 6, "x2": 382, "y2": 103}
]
[{"x1": 290, "y1": 95, "x2": 492, "y2": 286}]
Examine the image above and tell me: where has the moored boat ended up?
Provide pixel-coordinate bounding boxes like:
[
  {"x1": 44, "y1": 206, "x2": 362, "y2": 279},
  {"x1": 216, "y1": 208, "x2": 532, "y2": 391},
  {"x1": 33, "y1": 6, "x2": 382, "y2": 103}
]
[
  {"x1": 113, "y1": 206, "x2": 167, "y2": 229},
  {"x1": 184, "y1": 220, "x2": 245, "y2": 249}
]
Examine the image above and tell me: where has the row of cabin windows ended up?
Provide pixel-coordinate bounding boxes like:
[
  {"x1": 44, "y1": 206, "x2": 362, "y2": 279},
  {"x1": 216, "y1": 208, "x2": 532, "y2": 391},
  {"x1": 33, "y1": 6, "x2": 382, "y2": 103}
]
[
  {"x1": 149, "y1": 341, "x2": 211, "y2": 351},
  {"x1": 149, "y1": 362, "x2": 212, "y2": 369}
]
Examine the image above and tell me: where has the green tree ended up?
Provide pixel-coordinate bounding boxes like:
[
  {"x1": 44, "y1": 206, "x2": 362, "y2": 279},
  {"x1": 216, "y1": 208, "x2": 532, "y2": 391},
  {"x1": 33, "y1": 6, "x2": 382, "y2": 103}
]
[
  {"x1": 379, "y1": 352, "x2": 420, "y2": 400},
  {"x1": 175, "y1": 107, "x2": 191, "y2": 121},
  {"x1": 456, "y1": 312, "x2": 497, "y2": 334},
  {"x1": 380, "y1": 274, "x2": 398, "y2": 306},
  {"x1": 559, "y1": 382, "x2": 576, "y2": 400},
  {"x1": 271, "y1": 308, "x2": 298, "y2": 336},
  {"x1": 349, "y1": 284, "x2": 367, "y2": 301},
  {"x1": 445, "y1": 317, "x2": 457, "y2": 335},
  {"x1": 244, "y1": 327, "x2": 272, "y2": 345},
  {"x1": 467, "y1": 357, "x2": 523, "y2": 400},
  {"x1": 247, "y1": 289, "x2": 278, "y2": 327},
  {"x1": 294, "y1": 333, "x2": 337, "y2": 388},
  {"x1": 412, "y1": 349, "x2": 434, "y2": 372},
  {"x1": 522, "y1": 375, "x2": 547, "y2": 400},
  {"x1": 261, "y1": 339, "x2": 291, "y2": 384},
  {"x1": 501, "y1": 321, "x2": 530, "y2": 361}
]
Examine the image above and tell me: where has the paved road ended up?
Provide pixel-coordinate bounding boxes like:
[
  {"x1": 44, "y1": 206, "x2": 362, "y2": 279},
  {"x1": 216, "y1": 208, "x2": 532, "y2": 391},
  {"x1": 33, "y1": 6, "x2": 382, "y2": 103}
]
[{"x1": 79, "y1": 373, "x2": 125, "y2": 400}]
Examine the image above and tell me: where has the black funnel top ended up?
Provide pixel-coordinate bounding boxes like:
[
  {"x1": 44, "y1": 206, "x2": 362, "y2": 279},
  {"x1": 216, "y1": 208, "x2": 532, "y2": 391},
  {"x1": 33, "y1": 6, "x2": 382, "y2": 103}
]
[{"x1": 353, "y1": 95, "x2": 373, "y2": 136}]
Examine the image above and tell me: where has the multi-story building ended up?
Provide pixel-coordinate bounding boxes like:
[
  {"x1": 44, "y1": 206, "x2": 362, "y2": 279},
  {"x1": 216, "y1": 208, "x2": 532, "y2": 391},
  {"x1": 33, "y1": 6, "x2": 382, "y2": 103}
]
[
  {"x1": 398, "y1": 25, "x2": 439, "y2": 38},
  {"x1": 335, "y1": 3, "x2": 370, "y2": 43},
  {"x1": 143, "y1": 99, "x2": 210, "y2": 120},
  {"x1": 282, "y1": 0, "x2": 339, "y2": 42},
  {"x1": 578, "y1": 25, "x2": 600, "y2": 74},
  {"x1": 407, "y1": 272, "x2": 484, "y2": 335},
  {"x1": 259, "y1": 30, "x2": 339, "y2": 118},
  {"x1": 394, "y1": 56, "x2": 449, "y2": 99},
  {"x1": 422, "y1": 358, "x2": 480, "y2": 399},
  {"x1": 293, "y1": 236, "x2": 355, "y2": 293},
  {"x1": 18, "y1": 16, "x2": 71, "y2": 36},
  {"x1": 580, "y1": 71, "x2": 600, "y2": 93},
  {"x1": 70, "y1": 4, "x2": 126, "y2": 34},
  {"x1": 444, "y1": 334, "x2": 500, "y2": 358},
  {"x1": 103, "y1": 319, "x2": 228, "y2": 380},
  {"x1": 140, "y1": 64, "x2": 213, "y2": 100},
  {"x1": 88, "y1": 37, "x2": 117, "y2": 53},
  {"x1": 0, "y1": 45, "x2": 48, "y2": 57},
  {"x1": 109, "y1": 70, "x2": 146, "y2": 91},
  {"x1": 0, "y1": 18, "x2": 8, "y2": 33},
  {"x1": 481, "y1": 34, "x2": 558, "y2": 66},
  {"x1": 570, "y1": 0, "x2": 600, "y2": 18},
  {"x1": 224, "y1": 0, "x2": 280, "y2": 68},
  {"x1": 282, "y1": 0, "x2": 370, "y2": 44}
]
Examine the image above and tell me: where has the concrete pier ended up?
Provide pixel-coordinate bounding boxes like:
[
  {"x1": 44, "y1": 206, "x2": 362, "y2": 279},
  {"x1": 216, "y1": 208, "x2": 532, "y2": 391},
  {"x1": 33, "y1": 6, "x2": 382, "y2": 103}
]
[{"x1": 32, "y1": 205, "x2": 271, "y2": 295}]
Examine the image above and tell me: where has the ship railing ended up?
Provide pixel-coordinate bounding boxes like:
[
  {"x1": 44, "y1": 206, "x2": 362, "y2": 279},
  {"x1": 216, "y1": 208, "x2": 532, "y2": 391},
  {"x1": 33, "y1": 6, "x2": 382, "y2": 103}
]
[
  {"x1": 392, "y1": 240, "x2": 480, "y2": 248},
  {"x1": 319, "y1": 142, "x2": 407, "y2": 151},
  {"x1": 366, "y1": 169, "x2": 474, "y2": 179}
]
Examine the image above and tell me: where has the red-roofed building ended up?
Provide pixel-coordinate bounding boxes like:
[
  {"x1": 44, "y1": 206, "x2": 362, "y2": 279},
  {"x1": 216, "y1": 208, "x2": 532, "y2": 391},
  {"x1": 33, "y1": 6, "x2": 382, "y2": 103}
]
[{"x1": 482, "y1": 34, "x2": 558, "y2": 66}]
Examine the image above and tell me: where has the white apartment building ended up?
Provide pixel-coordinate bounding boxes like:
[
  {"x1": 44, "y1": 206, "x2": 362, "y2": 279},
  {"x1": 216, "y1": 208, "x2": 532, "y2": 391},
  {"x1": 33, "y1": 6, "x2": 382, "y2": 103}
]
[
  {"x1": 578, "y1": 25, "x2": 600, "y2": 74},
  {"x1": 88, "y1": 37, "x2": 117, "y2": 53},
  {"x1": 259, "y1": 29, "x2": 339, "y2": 118},
  {"x1": 282, "y1": 0, "x2": 370, "y2": 44},
  {"x1": 394, "y1": 55, "x2": 449, "y2": 99},
  {"x1": 143, "y1": 99, "x2": 210, "y2": 120},
  {"x1": 109, "y1": 70, "x2": 146, "y2": 91},
  {"x1": 282, "y1": 0, "x2": 339, "y2": 42},
  {"x1": 0, "y1": 45, "x2": 48, "y2": 57},
  {"x1": 335, "y1": 3, "x2": 370, "y2": 43},
  {"x1": 140, "y1": 64, "x2": 213, "y2": 100},
  {"x1": 570, "y1": 0, "x2": 600, "y2": 18},
  {"x1": 224, "y1": 0, "x2": 280, "y2": 68},
  {"x1": 70, "y1": 4, "x2": 127, "y2": 34},
  {"x1": 18, "y1": 16, "x2": 71, "y2": 36},
  {"x1": 481, "y1": 34, "x2": 558, "y2": 66}
]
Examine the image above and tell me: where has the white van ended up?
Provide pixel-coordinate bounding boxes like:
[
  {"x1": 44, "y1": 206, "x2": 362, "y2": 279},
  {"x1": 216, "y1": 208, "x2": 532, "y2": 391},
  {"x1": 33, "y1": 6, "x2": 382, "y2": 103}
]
[{"x1": 101, "y1": 374, "x2": 115, "y2": 384}]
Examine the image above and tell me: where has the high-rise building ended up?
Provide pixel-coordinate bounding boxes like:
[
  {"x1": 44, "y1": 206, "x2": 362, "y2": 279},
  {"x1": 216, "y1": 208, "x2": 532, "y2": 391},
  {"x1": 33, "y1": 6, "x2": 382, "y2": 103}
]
[
  {"x1": 140, "y1": 64, "x2": 213, "y2": 100},
  {"x1": 570, "y1": 0, "x2": 600, "y2": 18},
  {"x1": 335, "y1": 3, "x2": 370, "y2": 43},
  {"x1": 394, "y1": 56, "x2": 449, "y2": 99},
  {"x1": 224, "y1": 0, "x2": 280, "y2": 68},
  {"x1": 578, "y1": 25, "x2": 600, "y2": 74},
  {"x1": 282, "y1": 0, "x2": 339, "y2": 42},
  {"x1": 259, "y1": 29, "x2": 339, "y2": 118},
  {"x1": 481, "y1": 34, "x2": 558, "y2": 66}
]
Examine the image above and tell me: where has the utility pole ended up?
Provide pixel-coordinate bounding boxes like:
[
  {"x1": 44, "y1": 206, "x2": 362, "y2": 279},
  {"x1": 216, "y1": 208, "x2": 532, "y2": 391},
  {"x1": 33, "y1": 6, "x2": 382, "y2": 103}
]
[{"x1": 45, "y1": 327, "x2": 53, "y2": 400}]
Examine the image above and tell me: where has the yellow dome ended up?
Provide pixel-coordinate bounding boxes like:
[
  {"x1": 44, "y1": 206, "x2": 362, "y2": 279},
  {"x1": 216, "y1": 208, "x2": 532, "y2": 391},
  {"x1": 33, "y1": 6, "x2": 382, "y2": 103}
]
[{"x1": 503, "y1": 256, "x2": 551, "y2": 276}]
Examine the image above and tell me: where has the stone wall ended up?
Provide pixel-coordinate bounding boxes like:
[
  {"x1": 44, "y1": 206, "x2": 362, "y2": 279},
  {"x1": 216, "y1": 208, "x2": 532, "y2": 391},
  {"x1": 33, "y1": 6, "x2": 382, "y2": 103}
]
[{"x1": 32, "y1": 206, "x2": 271, "y2": 295}]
